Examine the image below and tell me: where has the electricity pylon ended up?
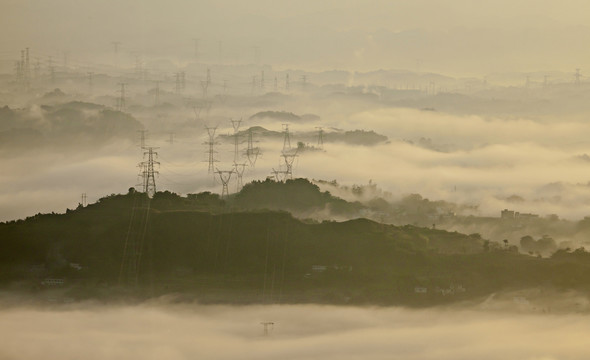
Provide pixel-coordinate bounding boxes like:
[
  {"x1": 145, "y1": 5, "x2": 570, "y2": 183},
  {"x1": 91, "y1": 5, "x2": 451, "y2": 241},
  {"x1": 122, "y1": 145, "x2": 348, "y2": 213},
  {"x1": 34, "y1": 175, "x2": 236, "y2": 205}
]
[
  {"x1": 139, "y1": 147, "x2": 159, "y2": 198},
  {"x1": 316, "y1": 126, "x2": 324, "y2": 149},
  {"x1": 281, "y1": 124, "x2": 291, "y2": 153},
  {"x1": 204, "y1": 126, "x2": 219, "y2": 174},
  {"x1": 230, "y1": 118, "x2": 242, "y2": 162},
  {"x1": 233, "y1": 162, "x2": 247, "y2": 192},
  {"x1": 246, "y1": 128, "x2": 261, "y2": 167},
  {"x1": 215, "y1": 168, "x2": 234, "y2": 199}
]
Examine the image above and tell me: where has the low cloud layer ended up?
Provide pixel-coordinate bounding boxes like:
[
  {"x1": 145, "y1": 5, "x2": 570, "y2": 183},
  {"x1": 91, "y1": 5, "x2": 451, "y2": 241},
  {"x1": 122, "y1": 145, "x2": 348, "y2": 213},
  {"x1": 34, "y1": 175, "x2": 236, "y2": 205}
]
[
  {"x1": 1, "y1": 304, "x2": 589, "y2": 360},
  {"x1": 4, "y1": 106, "x2": 590, "y2": 221}
]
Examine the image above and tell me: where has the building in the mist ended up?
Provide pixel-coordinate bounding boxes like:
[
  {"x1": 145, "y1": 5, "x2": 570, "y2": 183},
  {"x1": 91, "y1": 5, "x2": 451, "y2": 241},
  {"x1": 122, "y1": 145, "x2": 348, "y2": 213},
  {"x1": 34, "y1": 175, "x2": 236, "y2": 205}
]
[
  {"x1": 501, "y1": 209, "x2": 516, "y2": 218},
  {"x1": 501, "y1": 209, "x2": 539, "y2": 219},
  {"x1": 414, "y1": 287, "x2": 428, "y2": 294},
  {"x1": 41, "y1": 278, "x2": 65, "y2": 286}
]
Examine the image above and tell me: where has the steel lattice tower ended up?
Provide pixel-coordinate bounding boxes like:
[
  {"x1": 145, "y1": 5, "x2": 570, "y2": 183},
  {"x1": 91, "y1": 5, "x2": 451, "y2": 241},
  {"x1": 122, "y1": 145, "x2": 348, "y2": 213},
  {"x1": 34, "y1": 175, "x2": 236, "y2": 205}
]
[
  {"x1": 204, "y1": 126, "x2": 219, "y2": 174},
  {"x1": 215, "y1": 169, "x2": 234, "y2": 198},
  {"x1": 233, "y1": 162, "x2": 247, "y2": 192},
  {"x1": 281, "y1": 124, "x2": 291, "y2": 153},
  {"x1": 281, "y1": 153, "x2": 297, "y2": 180},
  {"x1": 230, "y1": 118, "x2": 242, "y2": 163},
  {"x1": 117, "y1": 82, "x2": 127, "y2": 111},
  {"x1": 316, "y1": 126, "x2": 324, "y2": 149},
  {"x1": 139, "y1": 147, "x2": 159, "y2": 198},
  {"x1": 246, "y1": 128, "x2": 261, "y2": 167}
]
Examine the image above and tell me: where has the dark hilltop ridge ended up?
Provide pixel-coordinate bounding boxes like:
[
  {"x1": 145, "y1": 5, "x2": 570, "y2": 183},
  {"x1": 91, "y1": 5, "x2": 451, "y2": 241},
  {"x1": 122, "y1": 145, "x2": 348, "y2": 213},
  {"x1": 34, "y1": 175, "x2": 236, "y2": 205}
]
[{"x1": 1, "y1": 178, "x2": 589, "y2": 309}]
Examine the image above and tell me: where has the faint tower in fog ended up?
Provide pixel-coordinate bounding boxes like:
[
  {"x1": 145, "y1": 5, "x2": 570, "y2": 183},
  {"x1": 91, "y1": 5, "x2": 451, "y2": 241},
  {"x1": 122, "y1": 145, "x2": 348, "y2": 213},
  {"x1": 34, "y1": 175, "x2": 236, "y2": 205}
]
[
  {"x1": 87, "y1": 72, "x2": 94, "y2": 94},
  {"x1": 117, "y1": 83, "x2": 127, "y2": 111},
  {"x1": 205, "y1": 126, "x2": 219, "y2": 174},
  {"x1": 281, "y1": 124, "x2": 291, "y2": 153},
  {"x1": 285, "y1": 73, "x2": 290, "y2": 91},
  {"x1": 154, "y1": 81, "x2": 160, "y2": 106},
  {"x1": 316, "y1": 127, "x2": 324, "y2": 150},
  {"x1": 260, "y1": 322, "x2": 274, "y2": 336},
  {"x1": 233, "y1": 162, "x2": 247, "y2": 192},
  {"x1": 543, "y1": 75, "x2": 549, "y2": 89},
  {"x1": 231, "y1": 118, "x2": 242, "y2": 163},
  {"x1": 192, "y1": 38, "x2": 199, "y2": 60},
  {"x1": 246, "y1": 128, "x2": 261, "y2": 168},
  {"x1": 111, "y1": 41, "x2": 121, "y2": 54},
  {"x1": 137, "y1": 130, "x2": 148, "y2": 150}
]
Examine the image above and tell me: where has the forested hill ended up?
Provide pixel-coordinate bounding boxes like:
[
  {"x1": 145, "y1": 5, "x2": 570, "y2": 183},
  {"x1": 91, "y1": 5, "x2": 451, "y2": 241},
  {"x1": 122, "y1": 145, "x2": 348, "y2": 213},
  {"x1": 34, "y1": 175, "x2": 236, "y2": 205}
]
[{"x1": 1, "y1": 185, "x2": 590, "y2": 306}]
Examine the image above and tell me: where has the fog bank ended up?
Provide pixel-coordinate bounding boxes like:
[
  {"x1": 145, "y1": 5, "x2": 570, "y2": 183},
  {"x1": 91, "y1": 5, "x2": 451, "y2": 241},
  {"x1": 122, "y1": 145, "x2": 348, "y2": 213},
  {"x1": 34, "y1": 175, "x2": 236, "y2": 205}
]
[{"x1": 1, "y1": 304, "x2": 588, "y2": 360}]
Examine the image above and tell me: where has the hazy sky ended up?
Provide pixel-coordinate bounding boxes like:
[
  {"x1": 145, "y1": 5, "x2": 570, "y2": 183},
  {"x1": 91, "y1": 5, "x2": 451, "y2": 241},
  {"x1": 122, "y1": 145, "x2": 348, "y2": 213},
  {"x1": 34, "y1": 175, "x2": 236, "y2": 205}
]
[{"x1": 3, "y1": 0, "x2": 590, "y2": 74}]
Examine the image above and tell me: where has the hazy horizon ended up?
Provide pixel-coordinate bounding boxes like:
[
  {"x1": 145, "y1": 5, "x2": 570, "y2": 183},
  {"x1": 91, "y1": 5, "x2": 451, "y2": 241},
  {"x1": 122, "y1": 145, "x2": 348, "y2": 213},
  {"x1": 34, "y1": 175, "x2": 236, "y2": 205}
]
[{"x1": 3, "y1": 0, "x2": 590, "y2": 75}]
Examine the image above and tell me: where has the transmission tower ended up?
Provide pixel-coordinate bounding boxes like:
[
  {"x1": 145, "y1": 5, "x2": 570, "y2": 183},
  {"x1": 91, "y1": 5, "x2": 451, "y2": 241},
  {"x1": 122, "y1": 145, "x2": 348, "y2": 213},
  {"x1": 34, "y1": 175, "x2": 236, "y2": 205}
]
[
  {"x1": 192, "y1": 38, "x2": 199, "y2": 60},
  {"x1": 251, "y1": 75, "x2": 257, "y2": 93},
  {"x1": 281, "y1": 124, "x2": 292, "y2": 153},
  {"x1": 15, "y1": 50, "x2": 24, "y2": 88},
  {"x1": 80, "y1": 193, "x2": 87, "y2": 207},
  {"x1": 15, "y1": 48, "x2": 31, "y2": 88},
  {"x1": 175, "y1": 72, "x2": 181, "y2": 94},
  {"x1": 274, "y1": 76, "x2": 278, "y2": 92},
  {"x1": 111, "y1": 41, "x2": 121, "y2": 54},
  {"x1": 117, "y1": 83, "x2": 127, "y2": 111},
  {"x1": 246, "y1": 128, "x2": 261, "y2": 167},
  {"x1": 137, "y1": 129, "x2": 148, "y2": 150},
  {"x1": 200, "y1": 80, "x2": 209, "y2": 98},
  {"x1": 230, "y1": 118, "x2": 242, "y2": 162},
  {"x1": 215, "y1": 168, "x2": 234, "y2": 198},
  {"x1": 139, "y1": 147, "x2": 159, "y2": 198},
  {"x1": 575, "y1": 68, "x2": 582, "y2": 85},
  {"x1": 192, "y1": 103, "x2": 203, "y2": 121},
  {"x1": 260, "y1": 322, "x2": 274, "y2": 336},
  {"x1": 48, "y1": 56, "x2": 55, "y2": 84},
  {"x1": 300, "y1": 75, "x2": 307, "y2": 89},
  {"x1": 280, "y1": 153, "x2": 297, "y2": 180},
  {"x1": 87, "y1": 72, "x2": 94, "y2": 94},
  {"x1": 134, "y1": 55, "x2": 143, "y2": 79},
  {"x1": 285, "y1": 73, "x2": 290, "y2": 91},
  {"x1": 253, "y1": 46, "x2": 261, "y2": 64},
  {"x1": 233, "y1": 162, "x2": 247, "y2": 192},
  {"x1": 154, "y1": 81, "x2": 160, "y2": 106},
  {"x1": 34, "y1": 58, "x2": 40, "y2": 80},
  {"x1": 25, "y1": 48, "x2": 30, "y2": 82},
  {"x1": 204, "y1": 126, "x2": 219, "y2": 174},
  {"x1": 271, "y1": 168, "x2": 288, "y2": 182},
  {"x1": 261, "y1": 70, "x2": 265, "y2": 89},
  {"x1": 316, "y1": 126, "x2": 324, "y2": 149}
]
